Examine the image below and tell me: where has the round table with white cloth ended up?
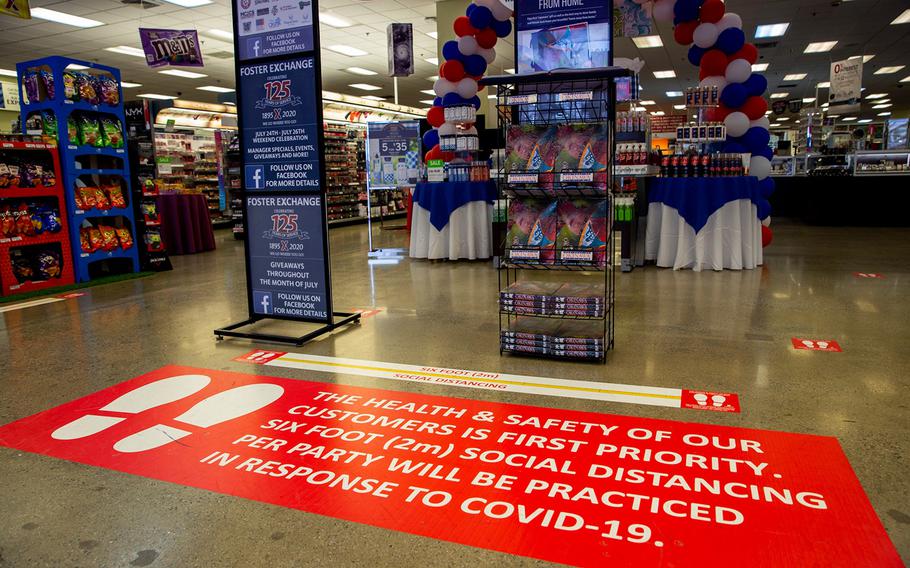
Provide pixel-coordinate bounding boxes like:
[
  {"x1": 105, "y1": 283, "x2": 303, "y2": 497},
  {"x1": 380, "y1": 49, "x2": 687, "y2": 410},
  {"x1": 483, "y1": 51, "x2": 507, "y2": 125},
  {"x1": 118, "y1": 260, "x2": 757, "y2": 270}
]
[{"x1": 409, "y1": 181, "x2": 497, "y2": 261}]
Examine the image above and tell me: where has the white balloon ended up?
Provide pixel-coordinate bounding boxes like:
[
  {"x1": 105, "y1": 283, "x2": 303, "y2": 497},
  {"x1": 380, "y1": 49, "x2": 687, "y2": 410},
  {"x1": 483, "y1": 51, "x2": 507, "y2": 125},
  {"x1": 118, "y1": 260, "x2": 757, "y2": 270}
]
[
  {"x1": 458, "y1": 35, "x2": 479, "y2": 56},
  {"x1": 438, "y1": 122, "x2": 457, "y2": 136},
  {"x1": 725, "y1": 58, "x2": 752, "y2": 84},
  {"x1": 750, "y1": 155, "x2": 771, "y2": 180},
  {"x1": 724, "y1": 111, "x2": 750, "y2": 138},
  {"x1": 761, "y1": 216, "x2": 771, "y2": 227},
  {"x1": 489, "y1": 0, "x2": 512, "y2": 21},
  {"x1": 750, "y1": 116, "x2": 771, "y2": 131},
  {"x1": 433, "y1": 78, "x2": 457, "y2": 97},
  {"x1": 456, "y1": 77, "x2": 478, "y2": 99},
  {"x1": 478, "y1": 47, "x2": 496, "y2": 65},
  {"x1": 699, "y1": 75, "x2": 728, "y2": 92},
  {"x1": 474, "y1": 0, "x2": 498, "y2": 9},
  {"x1": 693, "y1": 23, "x2": 719, "y2": 49},
  {"x1": 717, "y1": 12, "x2": 743, "y2": 32},
  {"x1": 652, "y1": 0, "x2": 674, "y2": 22}
]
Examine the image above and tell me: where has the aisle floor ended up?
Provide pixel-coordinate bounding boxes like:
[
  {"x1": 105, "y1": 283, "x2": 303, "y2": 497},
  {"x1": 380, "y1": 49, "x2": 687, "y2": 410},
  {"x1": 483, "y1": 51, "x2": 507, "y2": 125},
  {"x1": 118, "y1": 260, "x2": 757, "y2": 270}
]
[{"x1": 0, "y1": 220, "x2": 908, "y2": 566}]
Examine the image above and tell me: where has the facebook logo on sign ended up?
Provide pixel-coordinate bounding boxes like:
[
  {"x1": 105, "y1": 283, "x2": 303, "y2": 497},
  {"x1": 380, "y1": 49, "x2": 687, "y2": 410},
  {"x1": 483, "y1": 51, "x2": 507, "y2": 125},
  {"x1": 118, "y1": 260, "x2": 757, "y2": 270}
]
[
  {"x1": 246, "y1": 165, "x2": 264, "y2": 189},
  {"x1": 253, "y1": 291, "x2": 273, "y2": 315}
]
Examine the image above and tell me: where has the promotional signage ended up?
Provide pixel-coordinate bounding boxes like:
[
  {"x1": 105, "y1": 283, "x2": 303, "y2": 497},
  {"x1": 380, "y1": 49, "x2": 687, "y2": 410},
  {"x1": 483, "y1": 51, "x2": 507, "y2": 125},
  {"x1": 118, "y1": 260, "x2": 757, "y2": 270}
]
[
  {"x1": 366, "y1": 121, "x2": 421, "y2": 189},
  {"x1": 791, "y1": 338, "x2": 843, "y2": 352},
  {"x1": 613, "y1": 0, "x2": 652, "y2": 39},
  {"x1": 829, "y1": 58, "x2": 863, "y2": 114},
  {"x1": 235, "y1": 0, "x2": 314, "y2": 61},
  {"x1": 0, "y1": 0, "x2": 30, "y2": 20},
  {"x1": 0, "y1": 366, "x2": 901, "y2": 567},
  {"x1": 515, "y1": 0, "x2": 612, "y2": 73},
  {"x1": 649, "y1": 114, "x2": 687, "y2": 134},
  {"x1": 239, "y1": 56, "x2": 320, "y2": 191},
  {"x1": 245, "y1": 195, "x2": 330, "y2": 322},
  {"x1": 138, "y1": 28, "x2": 204, "y2": 68}
]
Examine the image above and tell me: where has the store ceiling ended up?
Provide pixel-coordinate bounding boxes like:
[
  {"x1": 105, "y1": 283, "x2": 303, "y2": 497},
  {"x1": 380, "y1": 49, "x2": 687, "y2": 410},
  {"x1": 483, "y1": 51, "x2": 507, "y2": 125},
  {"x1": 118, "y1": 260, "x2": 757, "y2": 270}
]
[{"x1": 0, "y1": 0, "x2": 908, "y2": 121}]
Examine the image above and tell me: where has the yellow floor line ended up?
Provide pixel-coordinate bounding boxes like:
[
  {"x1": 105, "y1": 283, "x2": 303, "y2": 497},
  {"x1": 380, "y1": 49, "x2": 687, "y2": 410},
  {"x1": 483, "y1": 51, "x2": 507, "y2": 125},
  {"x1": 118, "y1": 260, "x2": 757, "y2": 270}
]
[{"x1": 279, "y1": 356, "x2": 681, "y2": 401}]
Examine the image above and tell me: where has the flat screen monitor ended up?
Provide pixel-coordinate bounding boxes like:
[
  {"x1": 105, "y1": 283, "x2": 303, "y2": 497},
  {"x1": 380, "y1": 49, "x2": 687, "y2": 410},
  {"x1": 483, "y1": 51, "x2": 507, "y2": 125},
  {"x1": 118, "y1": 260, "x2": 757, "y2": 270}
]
[{"x1": 514, "y1": 0, "x2": 612, "y2": 74}]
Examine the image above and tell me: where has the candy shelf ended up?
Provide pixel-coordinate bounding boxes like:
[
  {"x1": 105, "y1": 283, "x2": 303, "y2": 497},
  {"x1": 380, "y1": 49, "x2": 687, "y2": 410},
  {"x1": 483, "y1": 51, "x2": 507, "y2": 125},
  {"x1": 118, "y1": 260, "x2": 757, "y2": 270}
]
[
  {"x1": 0, "y1": 140, "x2": 75, "y2": 295},
  {"x1": 18, "y1": 56, "x2": 139, "y2": 282}
]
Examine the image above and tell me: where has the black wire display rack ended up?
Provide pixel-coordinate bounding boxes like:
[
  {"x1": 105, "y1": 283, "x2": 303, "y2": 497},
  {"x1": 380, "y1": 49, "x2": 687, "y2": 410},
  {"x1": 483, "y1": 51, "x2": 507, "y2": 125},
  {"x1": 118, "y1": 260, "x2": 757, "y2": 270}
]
[{"x1": 481, "y1": 68, "x2": 629, "y2": 364}]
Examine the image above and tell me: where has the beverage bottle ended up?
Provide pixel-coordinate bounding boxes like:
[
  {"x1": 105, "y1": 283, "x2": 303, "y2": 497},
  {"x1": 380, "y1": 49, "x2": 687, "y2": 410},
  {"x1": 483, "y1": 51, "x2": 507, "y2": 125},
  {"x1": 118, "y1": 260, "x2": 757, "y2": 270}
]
[
  {"x1": 700, "y1": 153, "x2": 709, "y2": 178},
  {"x1": 660, "y1": 154, "x2": 670, "y2": 177}
]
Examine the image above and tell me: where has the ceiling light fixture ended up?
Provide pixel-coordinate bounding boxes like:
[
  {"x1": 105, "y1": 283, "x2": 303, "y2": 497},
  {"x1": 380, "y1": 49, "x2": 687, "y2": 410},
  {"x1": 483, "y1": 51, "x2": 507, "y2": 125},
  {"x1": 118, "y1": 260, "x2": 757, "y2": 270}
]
[
  {"x1": 197, "y1": 86, "x2": 235, "y2": 93},
  {"x1": 349, "y1": 83, "x2": 382, "y2": 91},
  {"x1": 420, "y1": 89, "x2": 436, "y2": 96},
  {"x1": 674, "y1": 104, "x2": 686, "y2": 110},
  {"x1": 30, "y1": 7, "x2": 104, "y2": 27},
  {"x1": 878, "y1": 112, "x2": 892, "y2": 116},
  {"x1": 783, "y1": 73, "x2": 807, "y2": 81},
  {"x1": 0, "y1": 68, "x2": 18, "y2": 77},
  {"x1": 120, "y1": 82, "x2": 142, "y2": 88},
  {"x1": 650, "y1": 111, "x2": 666, "y2": 116},
  {"x1": 865, "y1": 93, "x2": 888, "y2": 99},
  {"x1": 804, "y1": 41, "x2": 838, "y2": 53},
  {"x1": 849, "y1": 54, "x2": 875, "y2": 63},
  {"x1": 207, "y1": 29, "x2": 233, "y2": 40},
  {"x1": 420, "y1": 99, "x2": 436, "y2": 105},
  {"x1": 639, "y1": 100, "x2": 656, "y2": 106},
  {"x1": 66, "y1": 64, "x2": 90, "y2": 70},
  {"x1": 326, "y1": 45, "x2": 368, "y2": 57},
  {"x1": 841, "y1": 117, "x2": 857, "y2": 121},
  {"x1": 160, "y1": 69, "x2": 208, "y2": 79},
  {"x1": 427, "y1": 75, "x2": 439, "y2": 81},
  {"x1": 425, "y1": 57, "x2": 439, "y2": 65},
  {"x1": 770, "y1": 92, "x2": 789, "y2": 99},
  {"x1": 902, "y1": 76, "x2": 910, "y2": 83},
  {"x1": 158, "y1": 0, "x2": 212, "y2": 7},
  {"x1": 426, "y1": 31, "x2": 438, "y2": 39},
  {"x1": 345, "y1": 67, "x2": 377, "y2": 76},
  {"x1": 817, "y1": 81, "x2": 831, "y2": 88},
  {"x1": 755, "y1": 23, "x2": 789, "y2": 38},
  {"x1": 320, "y1": 13, "x2": 352, "y2": 28},
  {"x1": 137, "y1": 94, "x2": 177, "y2": 100},
  {"x1": 802, "y1": 97, "x2": 816, "y2": 103},
  {"x1": 104, "y1": 46, "x2": 145, "y2": 57},
  {"x1": 506, "y1": 68, "x2": 516, "y2": 74},
  {"x1": 633, "y1": 35, "x2": 663, "y2": 48},
  {"x1": 653, "y1": 70, "x2": 676, "y2": 78},
  {"x1": 752, "y1": 63, "x2": 769, "y2": 72},
  {"x1": 891, "y1": 8, "x2": 910, "y2": 25},
  {"x1": 666, "y1": 91, "x2": 683, "y2": 97},
  {"x1": 857, "y1": 119, "x2": 873, "y2": 124},
  {"x1": 872, "y1": 103, "x2": 892, "y2": 109},
  {"x1": 874, "y1": 66, "x2": 905, "y2": 75},
  {"x1": 362, "y1": 95, "x2": 385, "y2": 101}
]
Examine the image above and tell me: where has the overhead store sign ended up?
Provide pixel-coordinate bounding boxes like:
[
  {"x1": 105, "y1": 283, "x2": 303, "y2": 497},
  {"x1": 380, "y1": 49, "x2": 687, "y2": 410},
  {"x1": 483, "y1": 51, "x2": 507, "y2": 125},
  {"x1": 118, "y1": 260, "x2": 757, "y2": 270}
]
[
  {"x1": 139, "y1": 28, "x2": 205, "y2": 68},
  {"x1": 829, "y1": 58, "x2": 862, "y2": 114},
  {"x1": 235, "y1": 0, "x2": 314, "y2": 61},
  {"x1": 0, "y1": 366, "x2": 901, "y2": 567}
]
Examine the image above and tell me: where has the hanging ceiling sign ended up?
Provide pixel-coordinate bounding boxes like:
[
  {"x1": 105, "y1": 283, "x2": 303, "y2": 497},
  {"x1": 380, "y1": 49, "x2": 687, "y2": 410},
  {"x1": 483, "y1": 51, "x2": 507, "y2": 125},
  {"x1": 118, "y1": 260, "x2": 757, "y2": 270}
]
[
  {"x1": 829, "y1": 58, "x2": 862, "y2": 114},
  {"x1": 139, "y1": 28, "x2": 205, "y2": 68},
  {"x1": 0, "y1": 0, "x2": 30, "y2": 20}
]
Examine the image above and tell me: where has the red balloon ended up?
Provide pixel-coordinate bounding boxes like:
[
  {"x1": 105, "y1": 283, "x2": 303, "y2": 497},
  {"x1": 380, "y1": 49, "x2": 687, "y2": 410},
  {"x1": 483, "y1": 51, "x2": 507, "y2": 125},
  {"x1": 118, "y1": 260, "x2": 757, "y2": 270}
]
[
  {"x1": 427, "y1": 106, "x2": 445, "y2": 128},
  {"x1": 732, "y1": 43, "x2": 759, "y2": 65},
  {"x1": 699, "y1": 0, "x2": 725, "y2": 23},
  {"x1": 715, "y1": 104, "x2": 733, "y2": 121},
  {"x1": 761, "y1": 225, "x2": 773, "y2": 248},
  {"x1": 454, "y1": 16, "x2": 475, "y2": 37},
  {"x1": 674, "y1": 21, "x2": 698, "y2": 46},
  {"x1": 742, "y1": 96, "x2": 768, "y2": 120},
  {"x1": 441, "y1": 60, "x2": 465, "y2": 82},
  {"x1": 441, "y1": 151, "x2": 456, "y2": 162},
  {"x1": 699, "y1": 49, "x2": 728, "y2": 79},
  {"x1": 475, "y1": 28, "x2": 497, "y2": 49}
]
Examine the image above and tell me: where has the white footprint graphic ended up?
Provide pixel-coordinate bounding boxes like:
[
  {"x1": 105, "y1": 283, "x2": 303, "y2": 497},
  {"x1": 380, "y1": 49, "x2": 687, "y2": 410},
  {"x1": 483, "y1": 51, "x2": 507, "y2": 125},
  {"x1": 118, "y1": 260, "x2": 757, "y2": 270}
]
[
  {"x1": 51, "y1": 375, "x2": 212, "y2": 440},
  {"x1": 113, "y1": 383, "x2": 284, "y2": 453}
]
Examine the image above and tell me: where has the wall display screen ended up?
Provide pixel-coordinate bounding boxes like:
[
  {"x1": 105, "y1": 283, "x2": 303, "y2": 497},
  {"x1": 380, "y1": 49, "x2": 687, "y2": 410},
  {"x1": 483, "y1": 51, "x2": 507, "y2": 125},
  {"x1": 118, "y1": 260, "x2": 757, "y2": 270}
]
[
  {"x1": 515, "y1": 0, "x2": 613, "y2": 74},
  {"x1": 366, "y1": 121, "x2": 421, "y2": 189},
  {"x1": 235, "y1": 0, "x2": 314, "y2": 61},
  {"x1": 887, "y1": 118, "x2": 909, "y2": 150}
]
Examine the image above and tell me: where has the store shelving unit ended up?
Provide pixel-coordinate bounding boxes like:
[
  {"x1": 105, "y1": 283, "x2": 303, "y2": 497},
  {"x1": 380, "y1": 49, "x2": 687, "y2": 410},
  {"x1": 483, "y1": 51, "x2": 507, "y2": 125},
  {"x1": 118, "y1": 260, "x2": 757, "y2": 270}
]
[
  {"x1": 0, "y1": 139, "x2": 75, "y2": 295},
  {"x1": 226, "y1": 141, "x2": 243, "y2": 239},
  {"x1": 485, "y1": 68, "x2": 626, "y2": 363},
  {"x1": 18, "y1": 56, "x2": 139, "y2": 282}
]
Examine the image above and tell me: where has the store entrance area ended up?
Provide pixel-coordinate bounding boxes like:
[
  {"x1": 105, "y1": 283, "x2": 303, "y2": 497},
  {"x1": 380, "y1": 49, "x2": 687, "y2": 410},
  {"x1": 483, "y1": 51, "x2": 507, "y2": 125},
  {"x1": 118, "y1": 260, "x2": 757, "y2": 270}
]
[{"x1": 1, "y1": 221, "x2": 908, "y2": 565}]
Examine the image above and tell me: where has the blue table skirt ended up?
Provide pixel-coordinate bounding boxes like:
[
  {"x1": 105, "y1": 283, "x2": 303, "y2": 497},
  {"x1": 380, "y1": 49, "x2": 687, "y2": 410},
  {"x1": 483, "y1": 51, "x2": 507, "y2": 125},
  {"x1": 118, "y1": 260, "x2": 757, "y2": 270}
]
[
  {"x1": 414, "y1": 181, "x2": 498, "y2": 232},
  {"x1": 648, "y1": 177, "x2": 764, "y2": 233}
]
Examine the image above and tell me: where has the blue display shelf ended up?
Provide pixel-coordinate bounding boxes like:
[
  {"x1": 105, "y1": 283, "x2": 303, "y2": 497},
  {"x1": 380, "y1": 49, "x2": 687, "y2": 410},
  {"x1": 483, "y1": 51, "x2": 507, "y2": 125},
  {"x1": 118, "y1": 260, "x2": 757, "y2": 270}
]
[{"x1": 17, "y1": 56, "x2": 139, "y2": 282}]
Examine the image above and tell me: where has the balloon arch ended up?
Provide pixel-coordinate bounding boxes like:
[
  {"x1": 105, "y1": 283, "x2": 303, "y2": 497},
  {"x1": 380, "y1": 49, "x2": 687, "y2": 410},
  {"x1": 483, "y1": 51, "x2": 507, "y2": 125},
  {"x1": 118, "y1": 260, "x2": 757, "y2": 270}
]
[{"x1": 424, "y1": 0, "x2": 774, "y2": 240}]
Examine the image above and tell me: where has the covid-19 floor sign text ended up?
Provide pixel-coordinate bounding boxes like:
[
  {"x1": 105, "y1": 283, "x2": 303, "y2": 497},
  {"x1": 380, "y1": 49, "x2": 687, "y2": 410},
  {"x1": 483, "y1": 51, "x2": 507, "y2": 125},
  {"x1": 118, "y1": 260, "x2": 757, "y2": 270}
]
[{"x1": 0, "y1": 366, "x2": 900, "y2": 567}]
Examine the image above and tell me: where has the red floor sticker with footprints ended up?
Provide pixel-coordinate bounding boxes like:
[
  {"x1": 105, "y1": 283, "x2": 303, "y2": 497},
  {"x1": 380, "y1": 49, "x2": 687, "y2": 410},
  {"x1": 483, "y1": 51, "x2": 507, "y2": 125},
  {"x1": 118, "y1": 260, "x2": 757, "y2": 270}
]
[
  {"x1": 854, "y1": 272, "x2": 885, "y2": 279},
  {"x1": 792, "y1": 338, "x2": 843, "y2": 352},
  {"x1": 0, "y1": 366, "x2": 900, "y2": 567}
]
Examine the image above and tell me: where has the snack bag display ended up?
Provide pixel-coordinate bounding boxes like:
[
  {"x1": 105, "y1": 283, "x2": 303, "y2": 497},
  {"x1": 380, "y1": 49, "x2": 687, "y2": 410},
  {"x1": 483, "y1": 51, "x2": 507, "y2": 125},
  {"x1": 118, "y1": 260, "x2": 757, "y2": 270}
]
[
  {"x1": 8, "y1": 164, "x2": 21, "y2": 187},
  {"x1": 30, "y1": 207, "x2": 45, "y2": 235},
  {"x1": 106, "y1": 184, "x2": 126, "y2": 209},
  {"x1": 0, "y1": 206, "x2": 15, "y2": 237},
  {"x1": 42, "y1": 111, "x2": 57, "y2": 139},
  {"x1": 76, "y1": 73, "x2": 100, "y2": 105},
  {"x1": 506, "y1": 199, "x2": 558, "y2": 249},
  {"x1": 115, "y1": 227, "x2": 133, "y2": 250},
  {"x1": 78, "y1": 186, "x2": 97, "y2": 210},
  {"x1": 0, "y1": 163, "x2": 9, "y2": 188},
  {"x1": 79, "y1": 115, "x2": 102, "y2": 147},
  {"x1": 37, "y1": 250, "x2": 62, "y2": 279},
  {"x1": 11, "y1": 256, "x2": 33, "y2": 283},
  {"x1": 145, "y1": 230, "x2": 164, "y2": 252},
  {"x1": 99, "y1": 76, "x2": 120, "y2": 106},
  {"x1": 101, "y1": 118, "x2": 123, "y2": 148},
  {"x1": 15, "y1": 204, "x2": 35, "y2": 237},
  {"x1": 22, "y1": 71, "x2": 40, "y2": 103},
  {"x1": 41, "y1": 165, "x2": 56, "y2": 188},
  {"x1": 40, "y1": 207, "x2": 62, "y2": 233},
  {"x1": 67, "y1": 116, "x2": 80, "y2": 146},
  {"x1": 92, "y1": 186, "x2": 111, "y2": 210},
  {"x1": 79, "y1": 227, "x2": 94, "y2": 253},
  {"x1": 99, "y1": 225, "x2": 119, "y2": 251},
  {"x1": 63, "y1": 71, "x2": 78, "y2": 101},
  {"x1": 39, "y1": 70, "x2": 55, "y2": 100},
  {"x1": 88, "y1": 227, "x2": 105, "y2": 251},
  {"x1": 21, "y1": 163, "x2": 41, "y2": 188}
]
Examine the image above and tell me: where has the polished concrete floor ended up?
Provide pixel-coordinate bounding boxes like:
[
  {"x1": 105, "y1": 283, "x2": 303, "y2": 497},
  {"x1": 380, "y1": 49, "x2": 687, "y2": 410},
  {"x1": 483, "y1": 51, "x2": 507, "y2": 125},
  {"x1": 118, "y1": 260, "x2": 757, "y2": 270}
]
[{"x1": 0, "y1": 220, "x2": 908, "y2": 566}]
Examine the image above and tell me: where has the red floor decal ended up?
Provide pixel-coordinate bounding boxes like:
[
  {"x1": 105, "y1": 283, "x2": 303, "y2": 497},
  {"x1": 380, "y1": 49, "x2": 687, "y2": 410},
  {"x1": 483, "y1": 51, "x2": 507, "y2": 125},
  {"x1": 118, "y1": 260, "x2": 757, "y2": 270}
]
[
  {"x1": 792, "y1": 338, "x2": 843, "y2": 352},
  {"x1": 0, "y1": 366, "x2": 900, "y2": 567},
  {"x1": 854, "y1": 272, "x2": 885, "y2": 279}
]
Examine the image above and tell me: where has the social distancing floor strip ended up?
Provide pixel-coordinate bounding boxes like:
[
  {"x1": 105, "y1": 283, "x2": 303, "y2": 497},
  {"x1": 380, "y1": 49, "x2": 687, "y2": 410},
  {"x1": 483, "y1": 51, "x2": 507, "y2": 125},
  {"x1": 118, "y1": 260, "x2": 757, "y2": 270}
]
[
  {"x1": 0, "y1": 293, "x2": 83, "y2": 314},
  {"x1": 234, "y1": 350, "x2": 741, "y2": 413}
]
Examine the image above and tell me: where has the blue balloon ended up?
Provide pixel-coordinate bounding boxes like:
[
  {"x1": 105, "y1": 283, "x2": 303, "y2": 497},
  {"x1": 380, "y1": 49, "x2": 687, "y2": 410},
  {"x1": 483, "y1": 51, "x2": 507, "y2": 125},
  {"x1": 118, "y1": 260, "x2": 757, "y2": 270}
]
[
  {"x1": 466, "y1": 3, "x2": 477, "y2": 16},
  {"x1": 742, "y1": 127, "x2": 771, "y2": 153},
  {"x1": 469, "y1": 5, "x2": 492, "y2": 29},
  {"x1": 724, "y1": 141, "x2": 749, "y2": 154},
  {"x1": 433, "y1": 96, "x2": 442, "y2": 106},
  {"x1": 463, "y1": 54, "x2": 487, "y2": 76},
  {"x1": 716, "y1": 27, "x2": 745, "y2": 55},
  {"x1": 720, "y1": 83, "x2": 748, "y2": 109},
  {"x1": 423, "y1": 129, "x2": 439, "y2": 149},
  {"x1": 469, "y1": 95, "x2": 481, "y2": 110},
  {"x1": 743, "y1": 74, "x2": 768, "y2": 97},
  {"x1": 443, "y1": 92, "x2": 465, "y2": 107},
  {"x1": 442, "y1": 40, "x2": 462, "y2": 62},
  {"x1": 492, "y1": 18, "x2": 512, "y2": 38},
  {"x1": 759, "y1": 177, "x2": 775, "y2": 199},
  {"x1": 688, "y1": 45, "x2": 706, "y2": 66},
  {"x1": 754, "y1": 146, "x2": 774, "y2": 161},
  {"x1": 674, "y1": 0, "x2": 700, "y2": 22},
  {"x1": 756, "y1": 199, "x2": 771, "y2": 221}
]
